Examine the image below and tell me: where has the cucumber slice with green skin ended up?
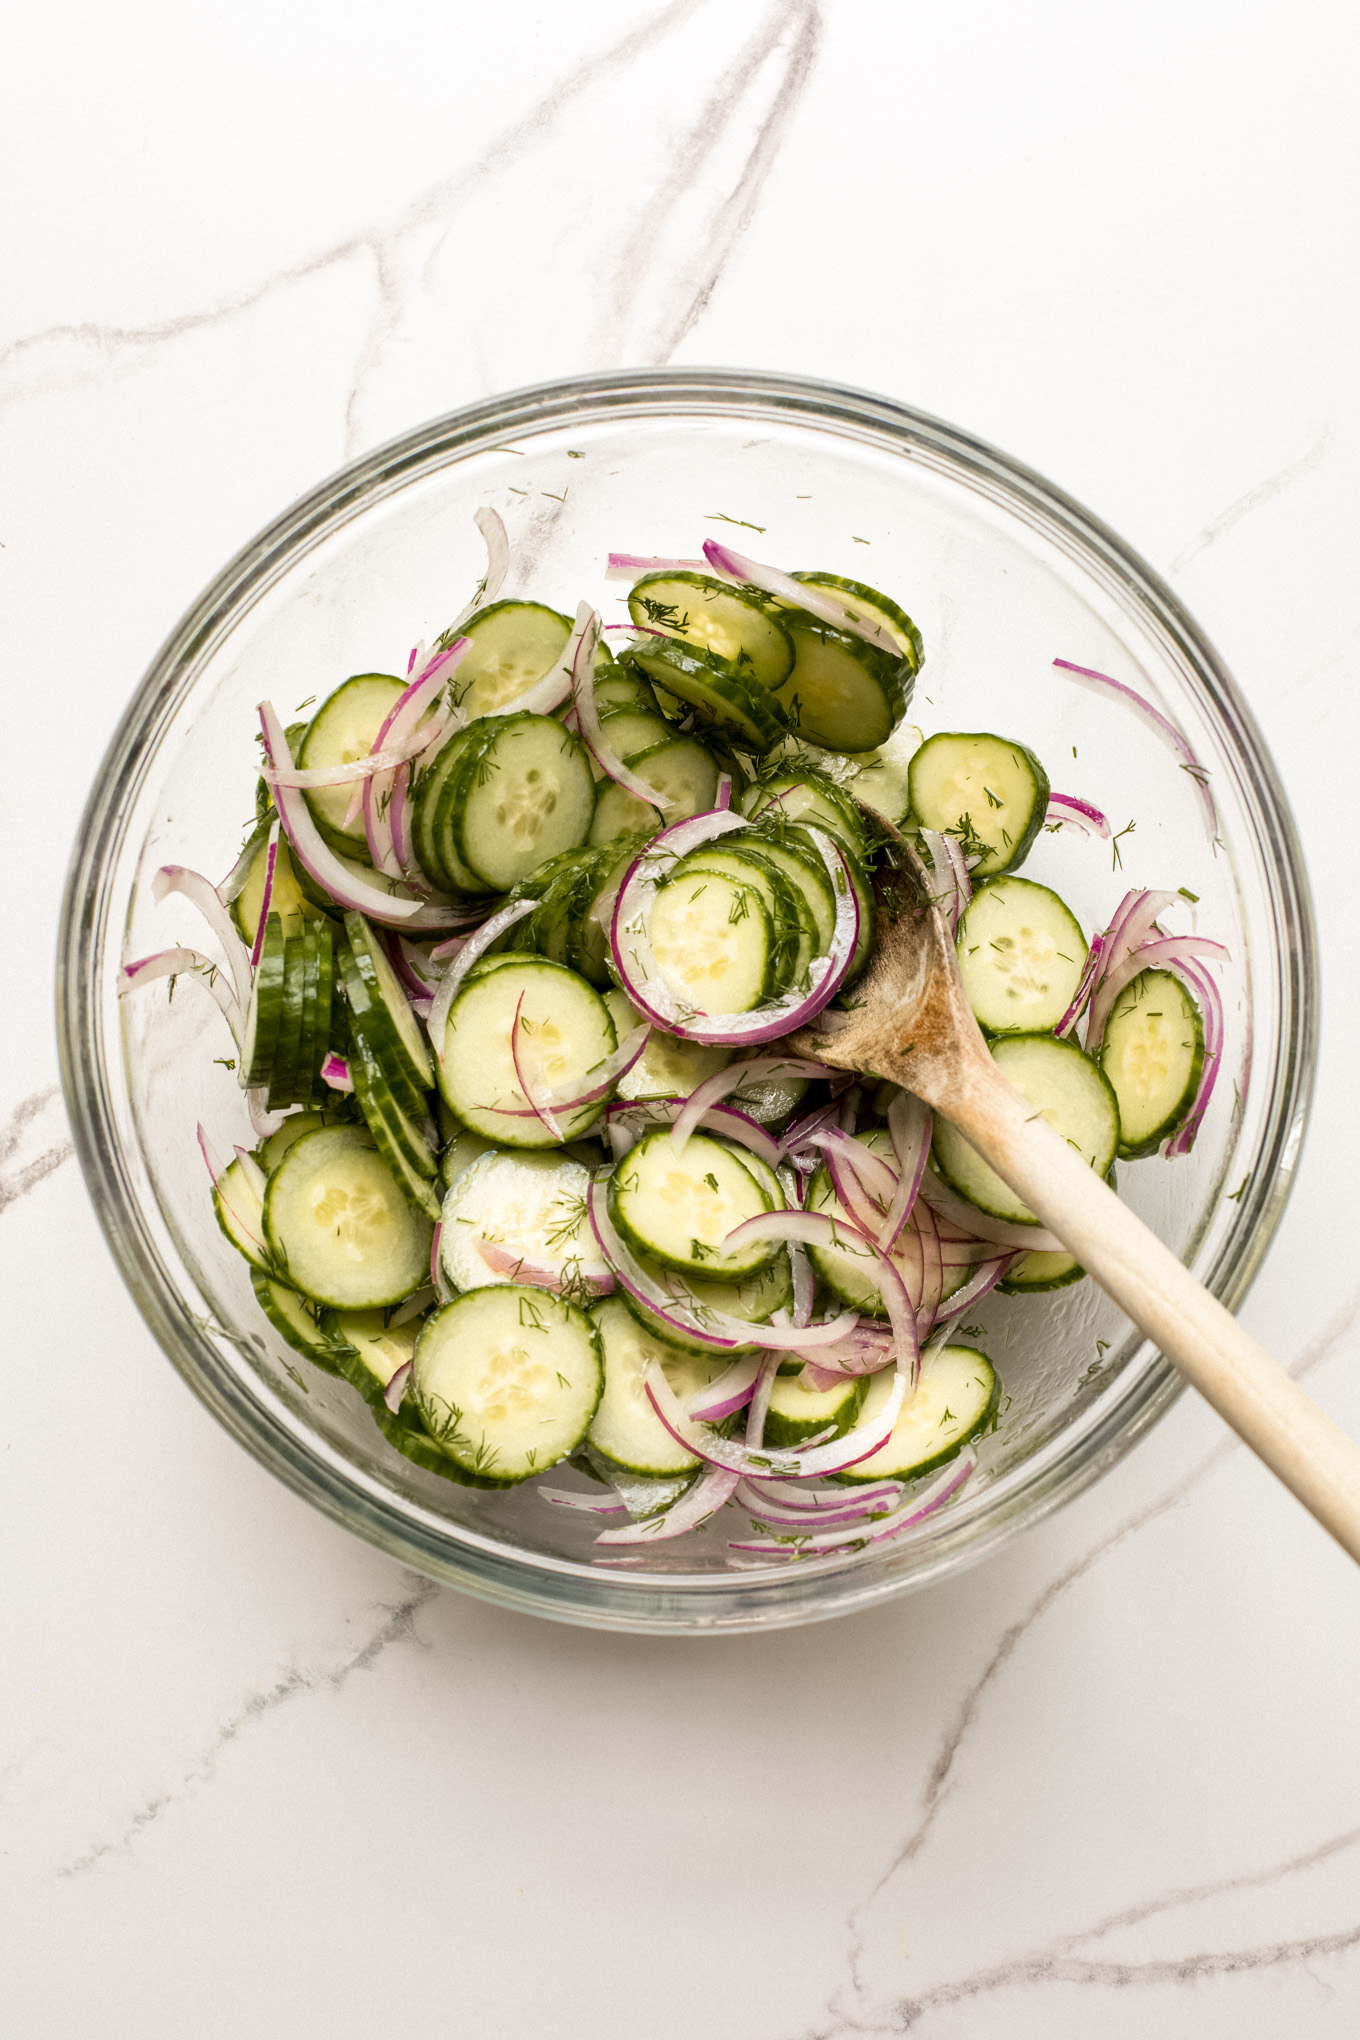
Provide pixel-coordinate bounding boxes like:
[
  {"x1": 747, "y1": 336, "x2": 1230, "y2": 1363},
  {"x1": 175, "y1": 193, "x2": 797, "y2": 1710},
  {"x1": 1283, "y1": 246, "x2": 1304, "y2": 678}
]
[
  {"x1": 266, "y1": 933, "x2": 308, "y2": 1112},
  {"x1": 627, "y1": 572, "x2": 794, "y2": 693},
  {"x1": 732, "y1": 825, "x2": 837, "y2": 954},
  {"x1": 293, "y1": 925, "x2": 321, "y2": 1108},
  {"x1": 604, "y1": 989, "x2": 733, "y2": 1103},
  {"x1": 338, "y1": 938, "x2": 430, "y2": 1126},
  {"x1": 835, "y1": 1345, "x2": 999, "y2": 1483},
  {"x1": 1101, "y1": 968, "x2": 1204, "y2": 1157},
  {"x1": 213, "y1": 1154, "x2": 270, "y2": 1269},
  {"x1": 728, "y1": 1064, "x2": 809, "y2": 1128},
  {"x1": 594, "y1": 672, "x2": 662, "y2": 715},
  {"x1": 264, "y1": 1125, "x2": 434, "y2": 1309},
  {"x1": 438, "y1": 957, "x2": 617, "y2": 1147},
  {"x1": 413, "y1": 1285, "x2": 603, "y2": 1486},
  {"x1": 240, "y1": 913, "x2": 287, "y2": 1092},
  {"x1": 608, "y1": 1127, "x2": 776, "y2": 1280},
  {"x1": 595, "y1": 707, "x2": 675, "y2": 759},
  {"x1": 955, "y1": 877, "x2": 1088, "y2": 1036},
  {"x1": 907, "y1": 731, "x2": 1050, "y2": 880},
  {"x1": 619, "y1": 1250, "x2": 792, "y2": 1358},
  {"x1": 997, "y1": 1248, "x2": 1085, "y2": 1294},
  {"x1": 767, "y1": 612, "x2": 910, "y2": 753},
  {"x1": 411, "y1": 725, "x2": 496, "y2": 897},
  {"x1": 739, "y1": 771, "x2": 867, "y2": 857},
  {"x1": 806, "y1": 1129, "x2": 922, "y2": 1316},
  {"x1": 259, "y1": 1106, "x2": 351, "y2": 1173},
  {"x1": 342, "y1": 912, "x2": 435, "y2": 1095},
  {"x1": 789, "y1": 572, "x2": 925, "y2": 672},
  {"x1": 648, "y1": 866, "x2": 776, "y2": 1018},
  {"x1": 231, "y1": 834, "x2": 326, "y2": 946},
  {"x1": 252, "y1": 1269, "x2": 355, "y2": 1373},
  {"x1": 451, "y1": 600, "x2": 572, "y2": 717},
  {"x1": 450, "y1": 712, "x2": 596, "y2": 892},
  {"x1": 764, "y1": 1369, "x2": 868, "y2": 1448},
  {"x1": 625, "y1": 638, "x2": 790, "y2": 751},
  {"x1": 298, "y1": 674, "x2": 406, "y2": 857},
  {"x1": 330, "y1": 1308, "x2": 421, "y2": 1405},
  {"x1": 842, "y1": 724, "x2": 923, "y2": 827},
  {"x1": 789, "y1": 824, "x2": 875, "y2": 988},
  {"x1": 439, "y1": 1149, "x2": 594, "y2": 1295},
  {"x1": 586, "y1": 737, "x2": 721, "y2": 846},
  {"x1": 586, "y1": 1297, "x2": 728, "y2": 1477},
  {"x1": 672, "y1": 844, "x2": 805, "y2": 997},
  {"x1": 440, "y1": 1126, "x2": 496, "y2": 1191},
  {"x1": 347, "y1": 1032, "x2": 441, "y2": 1217},
  {"x1": 933, "y1": 1033, "x2": 1120, "y2": 1225}
]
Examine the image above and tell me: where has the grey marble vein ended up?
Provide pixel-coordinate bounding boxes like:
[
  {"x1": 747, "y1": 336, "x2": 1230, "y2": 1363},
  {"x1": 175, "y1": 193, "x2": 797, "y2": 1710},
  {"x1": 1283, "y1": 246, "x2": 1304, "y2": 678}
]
[
  {"x1": 817, "y1": 1283, "x2": 1360, "y2": 2030},
  {"x1": 1169, "y1": 419, "x2": 1334, "y2": 574},
  {"x1": 0, "y1": 1084, "x2": 74, "y2": 1217},
  {"x1": 57, "y1": 1576, "x2": 438, "y2": 1877},
  {"x1": 0, "y1": 0, "x2": 713, "y2": 444}
]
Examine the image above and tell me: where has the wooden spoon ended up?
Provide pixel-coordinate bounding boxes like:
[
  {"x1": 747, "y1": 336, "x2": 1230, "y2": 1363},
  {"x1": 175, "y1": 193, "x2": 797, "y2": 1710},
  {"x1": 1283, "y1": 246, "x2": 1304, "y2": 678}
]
[{"x1": 787, "y1": 830, "x2": 1360, "y2": 1563}]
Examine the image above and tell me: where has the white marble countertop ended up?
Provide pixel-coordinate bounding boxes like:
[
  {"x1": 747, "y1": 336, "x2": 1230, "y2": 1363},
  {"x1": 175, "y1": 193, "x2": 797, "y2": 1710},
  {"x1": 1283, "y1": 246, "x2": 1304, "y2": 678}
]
[{"x1": 4, "y1": 4, "x2": 1359, "y2": 2032}]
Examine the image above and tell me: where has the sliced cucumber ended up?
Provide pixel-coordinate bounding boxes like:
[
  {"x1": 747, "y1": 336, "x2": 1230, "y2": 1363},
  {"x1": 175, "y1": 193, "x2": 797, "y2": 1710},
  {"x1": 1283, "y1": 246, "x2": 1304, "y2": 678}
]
[
  {"x1": 338, "y1": 935, "x2": 429, "y2": 1126},
  {"x1": 441, "y1": 1126, "x2": 496, "y2": 1192},
  {"x1": 671, "y1": 843, "x2": 804, "y2": 996},
  {"x1": 764, "y1": 1368, "x2": 868, "y2": 1448},
  {"x1": 259, "y1": 1104, "x2": 352, "y2": 1173},
  {"x1": 908, "y1": 731, "x2": 1050, "y2": 879},
  {"x1": 768, "y1": 612, "x2": 909, "y2": 752},
  {"x1": 648, "y1": 866, "x2": 775, "y2": 1018},
  {"x1": 627, "y1": 572, "x2": 794, "y2": 693},
  {"x1": 332, "y1": 1308, "x2": 421, "y2": 1405},
  {"x1": 412, "y1": 725, "x2": 497, "y2": 898},
  {"x1": 346, "y1": 1030, "x2": 441, "y2": 1218},
  {"x1": 297, "y1": 675, "x2": 406, "y2": 857},
  {"x1": 842, "y1": 723, "x2": 923, "y2": 826},
  {"x1": 998, "y1": 1248, "x2": 1085, "y2": 1293},
  {"x1": 587, "y1": 737, "x2": 720, "y2": 845},
  {"x1": 439, "y1": 1149, "x2": 593, "y2": 1294},
  {"x1": 619, "y1": 1251, "x2": 791, "y2": 1359},
  {"x1": 240, "y1": 913, "x2": 287, "y2": 1092},
  {"x1": 806, "y1": 1128, "x2": 923, "y2": 1316},
  {"x1": 213, "y1": 1153, "x2": 269, "y2": 1269},
  {"x1": 734, "y1": 824, "x2": 837, "y2": 954},
  {"x1": 739, "y1": 771, "x2": 866, "y2": 857},
  {"x1": 933, "y1": 1033, "x2": 1120, "y2": 1225},
  {"x1": 595, "y1": 706, "x2": 674, "y2": 759},
  {"x1": 342, "y1": 912, "x2": 434, "y2": 1096},
  {"x1": 625, "y1": 637, "x2": 789, "y2": 751},
  {"x1": 263, "y1": 1125, "x2": 434, "y2": 1309},
  {"x1": 266, "y1": 933, "x2": 308, "y2": 1112},
  {"x1": 835, "y1": 1345, "x2": 999, "y2": 1483},
  {"x1": 413, "y1": 1285, "x2": 603, "y2": 1485},
  {"x1": 604, "y1": 989, "x2": 733, "y2": 1103},
  {"x1": 451, "y1": 712, "x2": 595, "y2": 892},
  {"x1": 438, "y1": 957, "x2": 617, "y2": 1147},
  {"x1": 451, "y1": 600, "x2": 572, "y2": 717},
  {"x1": 586, "y1": 1297, "x2": 728, "y2": 1477},
  {"x1": 609, "y1": 1128, "x2": 776, "y2": 1280},
  {"x1": 955, "y1": 877, "x2": 1087, "y2": 1035},
  {"x1": 790, "y1": 572, "x2": 925, "y2": 671},
  {"x1": 594, "y1": 672, "x2": 662, "y2": 715},
  {"x1": 1101, "y1": 968, "x2": 1204, "y2": 1157},
  {"x1": 231, "y1": 834, "x2": 326, "y2": 946},
  {"x1": 251, "y1": 1268, "x2": 355, "y2": 1372}
]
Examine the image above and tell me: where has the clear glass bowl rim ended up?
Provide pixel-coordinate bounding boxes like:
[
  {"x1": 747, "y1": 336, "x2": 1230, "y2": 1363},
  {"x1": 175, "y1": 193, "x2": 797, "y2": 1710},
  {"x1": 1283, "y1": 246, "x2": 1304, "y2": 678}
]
[{"x1": 56, "y1": 366, "x2": 1318, "y2": 1634}]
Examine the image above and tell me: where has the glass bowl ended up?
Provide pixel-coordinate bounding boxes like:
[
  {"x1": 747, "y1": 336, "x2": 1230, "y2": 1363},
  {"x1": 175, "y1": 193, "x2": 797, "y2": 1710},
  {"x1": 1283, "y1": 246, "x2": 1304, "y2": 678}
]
[{"x1": 57, "y1": 369, "x2": 1316, "y2": 1634}]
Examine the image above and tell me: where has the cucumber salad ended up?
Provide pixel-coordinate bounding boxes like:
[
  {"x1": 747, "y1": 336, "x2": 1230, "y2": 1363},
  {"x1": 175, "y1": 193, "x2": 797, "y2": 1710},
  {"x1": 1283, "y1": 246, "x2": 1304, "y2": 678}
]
[{"x1": 124, "y1": 514, "x2": 1229, "y2": 1564}]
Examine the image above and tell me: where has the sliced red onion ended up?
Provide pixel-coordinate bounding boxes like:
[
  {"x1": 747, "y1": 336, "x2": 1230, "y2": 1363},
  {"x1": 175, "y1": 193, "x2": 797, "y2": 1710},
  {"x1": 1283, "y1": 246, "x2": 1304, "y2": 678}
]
[
  {"x1": 820, "y1": 1142, "x2": 885, "y2": 1241},
  {"x1": 593, "y1": 1461, "x2": 742, "y2": 1546},
  {"x1": 604, "y1": 552, "x2": 709, "y2": 580},
  {"x1": 320, "y1": 1052, "x2": 353, "y2": 1093},
  {"x1": 669, "y1": 1058, "x2": 833, "y2": 1155},
  {"x1": 430, "y1": 1221, "x2": 452, "y2": 1304},
  {"x1": 727, "y1": 1448, "x2": 977, "y2": 1555},
  {"x1": 476, "y1": 1237, "x2": 615, "y2": 1294},
  {"x1": 196, "y1": 1122, "x2": 226, "y2": 1185},
  {"x1": 361, "y1": 641, "x2": 470, "y2": 877},
  {"x1": 1053, "y1": 658, "x2": 1219, "y2": 837},
  {"x1": 930, "y1": 1256, "x2": 1013, "y2": 1331},
  {"x1": 1159, "y1": 953, "x2": 1225, "y2": 1154},
  {"x1": 644, "y1": 1352, "x2": 907, "y2": 1481},
  {"x1": 913, "y1": 1198, "x2": 945, "y2": 1335},
  {"x1": 879, "y1": 1091, "x2": 931, "y2": 1251},
  {"x1": 809, "y1": 1127, "x2": 899, "y2": 1207},
  {"x1": 587, "y1": 1177, "x2": 858, "y2": 1353},
  {"x1": 779, "y1": 1095, "x2": 844, "y2": 1161},
  {"x1": 1045, "y1": 792, "x2": 1112, "y2": 839},
  {"x1": 508, "y1": 992, "x2": 564, "y2": 1140},
  {"x1": 608, "y1": 1097, "x2": 784, "y2": 1171},
  {"x1": 232, "y1": 1145, "x2": 269, "y2": 1200},
  {"x1": 685, "y1": 1351, "x2": 764, "y2": 1422},
  {"x1": 266, "y1": 707, "x2": 454, "y2": 791},
  {"x1": 736, "y1": 1487, "x2": 891, "y2": 1531},
  {"x1": 382, "y1": 1360, "x2": 412, "y2": 1413},
  {"x1": 389, "y1": 1286, "x2": 436, "y2": 1326},
  {"x1": 783, "y1": 1320, "x2": 896, "y2": 1380},
  {"x1": 942, "y1": 834, "x2": 974, "y2": 904},
  {"x1": 245, "y1": 1090, "x2": 288, "y2": 1139},
  {"x1": 481, "y1": 1022, "x2": 651, "y2": 1122},
  {"x1": 1055, "y1": 930, "x2": 1104, "y2": 1039},
  {"x1": 915, "y1": 1167, "x2": 1065, "y2": 1254},
  {"x1": 153, "y1": 865, "x2": 254, "y2": 1011},
  {"x1": 259, "y1": 703, "x2": 466, "y2": 928},
  {"x1": 120, "y1": 947, "x2": 243, "y2": 1048},
  {"x1": 571, "y1": 603, "x2": 678, "y2": 809},
  {"x1": 611, "y1": 815, "x2": 858, "y2": 1046},
  {"x1": 701, "y1": 539, "x2": 905, "y2": 659},
  {"x1": 247, "y1": 823, "x2": 280, "y2": 972},
  {"x1": 424, "y1": 896, "x2": 540, "y2": 1061},
  {"x1": 200, "y1": 1133, "x2": 267, "y2": 1254},
  {"x1": 722, "y1": 1209, "x2": 920, "y2": 1390},
  {"x1": 790, "y1": 1243, "x2": 815, "y2": 1328},
  {"x1": 715, "y1": 772, "x2": 732, "y2": 811},
  {"x1": 919, "y1": 827, "x2": 969, "y2": 934},
  {"x1": 742, "y1": 1472, "x2": 903, "y2": 1512},
  {"x1": 433, "y1": 507, "x2": 512, "y2": 647},
  {"x1": 1092, "y1": 888, "x2": 1182, "y2": 991}
]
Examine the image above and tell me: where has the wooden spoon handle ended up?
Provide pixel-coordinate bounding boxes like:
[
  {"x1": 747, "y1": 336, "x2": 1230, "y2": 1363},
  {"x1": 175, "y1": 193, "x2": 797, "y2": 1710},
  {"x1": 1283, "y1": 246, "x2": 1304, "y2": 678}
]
[{"x1": 944, "y1": 1064, "x2": 1360, "y2": 1564}]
